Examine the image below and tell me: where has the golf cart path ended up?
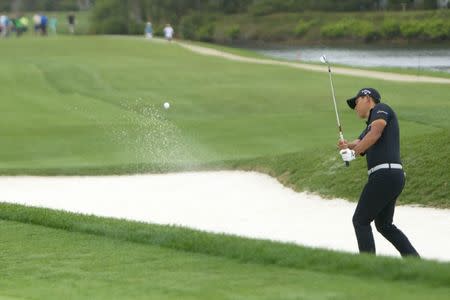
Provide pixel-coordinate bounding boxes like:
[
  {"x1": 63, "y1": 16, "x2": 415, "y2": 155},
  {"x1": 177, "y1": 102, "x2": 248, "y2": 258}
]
[
  {"x1": 1, "y1": 171, "x2": 449, "y2": 262},
  {"x1": 178, "y1": 42, "x2": 450, "y2": 84}
]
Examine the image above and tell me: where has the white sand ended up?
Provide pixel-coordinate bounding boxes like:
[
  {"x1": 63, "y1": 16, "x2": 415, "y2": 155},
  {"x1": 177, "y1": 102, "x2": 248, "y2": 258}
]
[{"x1": 1, "y1": 171, "x2": 449, "y2": 261}]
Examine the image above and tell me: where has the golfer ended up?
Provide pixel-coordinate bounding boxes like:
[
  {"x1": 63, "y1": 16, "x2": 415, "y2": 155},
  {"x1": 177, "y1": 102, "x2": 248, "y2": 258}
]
[{"x1": 338, "y1": 88, "x2": 419, "y2": 257}]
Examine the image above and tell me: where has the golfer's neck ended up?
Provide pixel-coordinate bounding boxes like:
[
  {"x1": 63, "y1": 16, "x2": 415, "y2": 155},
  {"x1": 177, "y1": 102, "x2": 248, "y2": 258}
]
[{"x1": 363, "y1": 103, "x2": 376, "y2": 119}]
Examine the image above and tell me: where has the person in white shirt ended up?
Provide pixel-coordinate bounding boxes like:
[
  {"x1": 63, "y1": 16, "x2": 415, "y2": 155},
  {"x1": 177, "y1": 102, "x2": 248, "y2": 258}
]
[
  {"x1": 0, "y1": 15, "x2": 8, "y2": 37},
  {"x1": 33, "y1": 13, "x2": 41, "y2": 34},
  {"x1": 163, "y1": 24, "x2": 174, "y2": 41}
]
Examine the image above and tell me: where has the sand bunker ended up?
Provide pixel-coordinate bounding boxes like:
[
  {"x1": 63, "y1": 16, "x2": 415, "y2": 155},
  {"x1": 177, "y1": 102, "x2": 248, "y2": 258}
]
[{"x1": 1, "y1": 171, "x2": 448, "y2": 261}]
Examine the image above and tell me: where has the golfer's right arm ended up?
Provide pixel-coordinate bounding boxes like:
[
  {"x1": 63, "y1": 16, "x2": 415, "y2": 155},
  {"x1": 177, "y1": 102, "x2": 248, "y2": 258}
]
[{"x1": 338, "y1": 139, "x2": 360, "y2": 150}]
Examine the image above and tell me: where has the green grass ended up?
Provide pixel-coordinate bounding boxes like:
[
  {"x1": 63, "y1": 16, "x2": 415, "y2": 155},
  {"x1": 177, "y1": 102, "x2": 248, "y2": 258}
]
[
  {"x1": 368, "y1": 65, "x2": 450, "y2": 79},
  {"x1": 0, "y1": 203, "x2": 449, "y2": 299},
  {"x1": 0, "y1": 36, "x2": 448, "y2": 206},
  {"x1": 0, "y1": 35, "x2": 449, "y2": 299},
  {"x1": 229, "y1": 129, "x2": 450, "y2": 207}
]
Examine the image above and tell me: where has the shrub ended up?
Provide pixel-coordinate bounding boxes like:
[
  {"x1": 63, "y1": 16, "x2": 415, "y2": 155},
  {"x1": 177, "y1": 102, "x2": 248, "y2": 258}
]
[
  {"x1": 320, "y1": 20, "x2": 352, "y2": 38},
  {"x1": 380, "y1": 19, "x2": 401, "y2": 38},
  {"x1": 400, "y1": 20, "x2": 424, "y2": 38},
  {"x1": 249, "y1": 0, "x2": 303, "y2": 16},
  {"x1": 179, "y1": 14, "x2": 203, "y2": 40},
  {"x1": 91, "y1": 0, "x2": 128, "y2": 34},
  {"x1": 293, "y1": 20, "x2": 312, "y2": 37},
  {"x1": 179, "y1": 16, "x2": 196, "y2": 39},
  {"x1": 422, "y1": 19, "x2": 450, "y2": 40},
  {"x1": 179, "y1": 13, "x2": 216, "y2": 41},
  {"x1": 196, "y1": 23, "x2": 215, "y2": 42},
  {"x1": 248, "y1": 1, "x2": 279, "y2": 16},
  {"x1": 226, "y1": 25, "x2": 241, "y2": 41},
  {"x1": 321, "y1": 19, "x2": 379, "y2": 42},
  {"x1": 96, "y1": 18, "x2": 128, "y2": 35},
  {"x1": 128, "y1": 21, "x2": 145, "y2": 35},
  {"x1": 153, "y1": 25, "x2": 164, "y2": 37},
  {"x1": 353, "y1": 21, "x2": 379, "y2": 41}
]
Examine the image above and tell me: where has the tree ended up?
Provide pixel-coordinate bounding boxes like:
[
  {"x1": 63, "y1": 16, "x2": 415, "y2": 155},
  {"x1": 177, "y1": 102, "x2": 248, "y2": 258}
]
[
  {"x1": 91, "y1": 0, "x2": 128, "y2": 33},
  {"x1": 11, "y1": 0, "x2": 22, "y2": 11},
  {"x1": 424, "y1": 0, "x2": 438, "y2": 9},
  {"x1": 129, "y1": 0, "x2": 144, "y2": 22},
  {"x1": 78, "y1": 0, "x2": 93, "y2": 10}
]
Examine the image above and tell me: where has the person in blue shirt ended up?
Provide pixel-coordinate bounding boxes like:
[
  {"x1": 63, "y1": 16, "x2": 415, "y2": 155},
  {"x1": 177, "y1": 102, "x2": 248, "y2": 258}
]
[
  {"x1": 145, "y1": 21, "x2": 153, "y2": 39},
  {"x1": 49, "y1": 16, "x2": 58, "y2": 35},
  {"x1": 40, "y1": 14, "x2": 48, "y2": 35}
]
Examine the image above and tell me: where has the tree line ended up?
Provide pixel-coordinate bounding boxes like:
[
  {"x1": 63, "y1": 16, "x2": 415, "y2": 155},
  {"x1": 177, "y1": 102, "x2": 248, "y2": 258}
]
[
  {"x1": 2, "y1": 0, "x2": 446, "y2": 37},
  {"x1": 88, "y1": 0, "x2": 447, "y2": 33},
  {"x1": 2, "y1": 1, "x2": 444, "y2": 14},
  {"x1": 0, "y1": 0, "x2": 92, "y2": 12}
]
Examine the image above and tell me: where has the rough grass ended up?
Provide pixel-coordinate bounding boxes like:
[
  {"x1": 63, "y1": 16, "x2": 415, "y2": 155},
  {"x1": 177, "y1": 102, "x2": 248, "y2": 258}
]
[{"x1": 232, "y1": 129, "x2": 450, "y2": 208}]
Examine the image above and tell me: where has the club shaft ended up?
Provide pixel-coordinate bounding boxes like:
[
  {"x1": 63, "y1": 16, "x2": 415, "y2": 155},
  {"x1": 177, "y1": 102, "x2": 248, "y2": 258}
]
[
  {"x1": 327, "y1": 64, "x2": 349, "y2": 167},
  {"x1": 327, "y1": 66, "x2": 344, "y2": 141}
]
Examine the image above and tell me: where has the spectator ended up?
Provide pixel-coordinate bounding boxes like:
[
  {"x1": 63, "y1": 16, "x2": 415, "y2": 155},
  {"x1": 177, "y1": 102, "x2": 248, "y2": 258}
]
[
  {"x1": 40, "y1": 14, "x2": 48, "y2": 35},
  {"x1": 10, "y1": 15, "x2": 16, "y2": 34},
  {"x1": 20, "y1": 16, "x2": 29, "y2": 29},
  {"x1": 163, "y1": 23, "x2": 174, "y2": 41},
  {"x1": 49, "y1": 16, "x2": 58, "y2": 35},
  {"x1": 145, "y1": 21, "x2": 153, "y2": 39},
  {"x1": 67, "y1": 12, "x2": 75, "y2": 34},
  {"x1": 0, "y1": 14, "x2": 8, "y2": 37},
  {"x1": 0, "y1": 15, "x2": 4, "y2": 35},
  {"x1": 33, "y1": 13, "x2": 41, "y2": 35},
  {"x1": 15, "y1": 15, "x2": 29, "y2": 37}
]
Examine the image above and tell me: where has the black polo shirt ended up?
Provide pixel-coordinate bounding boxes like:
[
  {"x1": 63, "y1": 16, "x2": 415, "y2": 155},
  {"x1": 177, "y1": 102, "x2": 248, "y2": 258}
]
[{"x1": 358, "y1": 103, "x2": 401, "y2": 169}]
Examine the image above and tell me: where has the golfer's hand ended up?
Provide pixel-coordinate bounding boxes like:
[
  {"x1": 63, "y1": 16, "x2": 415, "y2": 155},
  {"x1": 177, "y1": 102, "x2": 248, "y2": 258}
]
[
  {"x1": 337, "y1": 140, "x2": 348, "y2": 150},
  {"x1": 339, "y1": 149, "x2": 355, "y2": 162}
]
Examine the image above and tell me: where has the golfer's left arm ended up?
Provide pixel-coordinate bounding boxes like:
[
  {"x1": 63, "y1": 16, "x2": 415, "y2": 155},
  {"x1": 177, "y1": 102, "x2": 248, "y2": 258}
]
[{"x1": 353, "y1": 119, "x2": 386, "y2": 155}]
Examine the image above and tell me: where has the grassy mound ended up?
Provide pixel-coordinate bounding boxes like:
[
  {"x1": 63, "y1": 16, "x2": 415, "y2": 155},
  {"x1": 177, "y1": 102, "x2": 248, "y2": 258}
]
[
  {"x1": 0, "y1": 36, "x2": 448, "y2": 207},
  {"x1": 1, "y1": 203, "x2": 449, "y2": 289}
]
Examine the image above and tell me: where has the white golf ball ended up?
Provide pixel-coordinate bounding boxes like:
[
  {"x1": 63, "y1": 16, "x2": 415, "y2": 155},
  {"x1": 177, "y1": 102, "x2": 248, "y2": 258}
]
[{"x1": 163, "y1": 102, "x2": 170, "y2": 109}]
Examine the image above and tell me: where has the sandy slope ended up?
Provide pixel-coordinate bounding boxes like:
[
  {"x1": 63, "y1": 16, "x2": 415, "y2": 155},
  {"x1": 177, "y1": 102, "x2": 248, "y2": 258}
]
[
  {"x1": 178, "y1": 42, "x2": 450, "y2": 84},
  {"x1": 1, "y1": 171, "x2": 449, "y2": 261}
]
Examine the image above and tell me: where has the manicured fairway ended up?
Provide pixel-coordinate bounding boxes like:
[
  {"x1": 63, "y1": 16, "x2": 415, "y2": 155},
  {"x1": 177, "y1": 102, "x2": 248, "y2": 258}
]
[
  {"x1": 0, "y1": 36, "x2": 446, "y2": 167},
  {"x1": 0, "y1": 36, "x2": 448, "y2": 206}
]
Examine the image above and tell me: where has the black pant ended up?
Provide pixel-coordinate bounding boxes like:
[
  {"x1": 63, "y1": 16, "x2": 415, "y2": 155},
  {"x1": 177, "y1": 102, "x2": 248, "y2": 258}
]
[{"x1": 352, "y1": 169, "x2": 419, "y2": 257}]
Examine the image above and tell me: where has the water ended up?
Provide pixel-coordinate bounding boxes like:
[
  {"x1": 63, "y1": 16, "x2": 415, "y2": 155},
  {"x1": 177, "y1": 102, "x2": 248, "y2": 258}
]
[{"x1": 253, "y1": 47, "x2": 450, "y2": 73}]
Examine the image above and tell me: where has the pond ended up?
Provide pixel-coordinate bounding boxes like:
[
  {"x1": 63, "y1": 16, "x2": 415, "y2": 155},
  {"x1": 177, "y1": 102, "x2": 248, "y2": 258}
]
[{"x1": 252, "y1": 46, "x2": 450, "y2": 73}]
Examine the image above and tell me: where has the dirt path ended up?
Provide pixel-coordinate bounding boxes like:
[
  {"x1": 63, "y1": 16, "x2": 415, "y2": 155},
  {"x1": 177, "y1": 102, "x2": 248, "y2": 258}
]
[{"x1": 178, "y1": 42, "x2": 450, "y2": 84}]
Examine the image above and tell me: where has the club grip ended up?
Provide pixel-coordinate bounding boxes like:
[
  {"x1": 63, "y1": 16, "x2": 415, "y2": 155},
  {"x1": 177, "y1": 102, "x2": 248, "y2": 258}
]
[{"x1": 345, "y1": 161, "x2": 350, "y2": 167}]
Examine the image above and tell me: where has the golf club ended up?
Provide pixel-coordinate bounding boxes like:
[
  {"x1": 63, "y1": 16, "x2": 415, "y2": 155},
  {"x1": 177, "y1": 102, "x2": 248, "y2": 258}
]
[{"x1": 320, "y1": 55, "x2": 349, "y2": 167}]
